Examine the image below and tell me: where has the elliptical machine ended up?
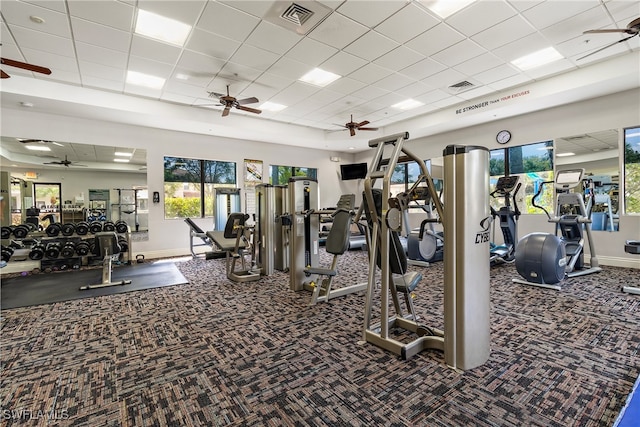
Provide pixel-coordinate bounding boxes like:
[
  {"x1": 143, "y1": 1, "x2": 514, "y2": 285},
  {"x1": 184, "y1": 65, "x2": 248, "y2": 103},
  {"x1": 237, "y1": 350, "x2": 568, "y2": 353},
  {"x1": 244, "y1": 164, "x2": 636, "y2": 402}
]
[
  {"x1": 514, "y1": 169, "x2": 601, "y2": 290},
  {"x1": 489, "y1": 175, "x2": 521, "y2": 265}
]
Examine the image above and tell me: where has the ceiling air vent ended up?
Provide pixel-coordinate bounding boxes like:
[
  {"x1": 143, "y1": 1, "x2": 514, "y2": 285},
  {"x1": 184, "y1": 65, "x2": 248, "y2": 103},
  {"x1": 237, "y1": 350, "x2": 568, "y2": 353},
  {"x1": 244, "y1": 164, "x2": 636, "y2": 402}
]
[
  {"x1": 281, "y1": 3, "x2": 314, "y2": 26},
  {"x1": 264, "y1": 1, "x2": 332, "y2": 35},
  {"x1": 447, "y1": 80, "x2": 476, "y2": 94}
]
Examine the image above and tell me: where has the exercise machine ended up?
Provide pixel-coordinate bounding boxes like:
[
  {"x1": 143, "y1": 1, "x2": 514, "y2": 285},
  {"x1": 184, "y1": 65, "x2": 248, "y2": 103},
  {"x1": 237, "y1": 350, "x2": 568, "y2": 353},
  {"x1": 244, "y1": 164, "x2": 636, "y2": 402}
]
[
  {"x1": 184, "y1": 218, "x2": 225, "y2": 259},
  {"x1": 489, "y1": 175, "x2": 521, "y2": 264},
  {"x1": 406, "y1": 186, "x2": 444, "y2": 266},
  {"x1": 287, "y1": 180, "x2": 365, "y2": 305},
  {"x1": 622, "y1": 240, "x2": 640, "y2": 294},
  {"x1": 206, "y1": 212, "x2": 260, "y2": 283},
  {"x1": 254, "y1": 184, "x2": 289, "y2": 276},
  {"x1": 362, "y1": 132, "x2": 490, "y2": 369},
  {"x1": 514, "y1": 168, "x2": 601, "y2": 290},
  {"x1": 303, "y1": 206, "x2": 363, "y2": 305},
  {"x1": 80, "y1": 231, "x2": 131, "y2": 290}
]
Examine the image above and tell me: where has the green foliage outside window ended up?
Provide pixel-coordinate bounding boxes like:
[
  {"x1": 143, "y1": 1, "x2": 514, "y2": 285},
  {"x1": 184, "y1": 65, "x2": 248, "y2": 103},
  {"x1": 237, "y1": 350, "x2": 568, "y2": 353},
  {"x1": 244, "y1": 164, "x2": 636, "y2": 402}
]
[{"x1": 624, "y1": 127, "x2": 640, "y2": 214}]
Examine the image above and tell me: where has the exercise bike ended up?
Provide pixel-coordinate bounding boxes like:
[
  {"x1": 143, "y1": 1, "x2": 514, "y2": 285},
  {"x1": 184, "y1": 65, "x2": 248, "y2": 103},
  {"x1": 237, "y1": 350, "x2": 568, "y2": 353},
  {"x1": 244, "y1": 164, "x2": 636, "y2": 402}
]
[
  {"x1": 489, "y1": 175, "x2": 521, "y2": 265},
  {"x1": 513, "y1": 169, "x2": 601, "y2": 290}
]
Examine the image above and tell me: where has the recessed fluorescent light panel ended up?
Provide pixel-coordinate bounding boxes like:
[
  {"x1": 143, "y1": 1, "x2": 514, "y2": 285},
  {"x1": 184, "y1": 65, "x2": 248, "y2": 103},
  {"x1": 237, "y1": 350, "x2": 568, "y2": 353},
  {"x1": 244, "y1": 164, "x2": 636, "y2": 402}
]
[
  {"x1": 260, "y1": 101, "x2": 287, "y2": 112},
  {"x1": 299, "y1": 68, "x2": 341, "y2": 87},
  {"x1": 511, "y1": 47, "x2": 563, "y2": 71},
  {"x1": 420, "y1": 0, "x2": 476, "y2": 18},
  {"x1": 126, "y1": 70, "x2": 166, "y2": 89},
  {"x1": 114, "y1": 152, "x2": 133, "y2": 157},
  {"x1": 114, "y1": 158, "x2": 130, "y2": 163},
  {"x1": 25, "y1": 145, "x2": 51, "y2": 151},
  {"x1": 556, "y1": 152, "x2": 575, "y2": 157},
  {"x1": 135, "y1": 9, "x2": 192, "y2": 46},
  {"x1": 392, "y1": 99, "x2": 424, "y2": 110}
]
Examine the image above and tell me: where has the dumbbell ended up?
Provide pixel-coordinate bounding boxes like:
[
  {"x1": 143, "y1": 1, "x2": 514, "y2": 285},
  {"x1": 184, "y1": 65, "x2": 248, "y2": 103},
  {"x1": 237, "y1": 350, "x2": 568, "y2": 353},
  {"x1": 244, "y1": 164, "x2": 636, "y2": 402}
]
[
  {"x1": 1, "y1": 245, "x2": 14, "y2": 262},
  {"x1": 1, "y1": 226, "x2": 13, "y2": 239},
  {"x1": 115, "y1": 220, "x2": 129, "y2": 234},
  {"x1": 89, "y1": 221, "x2": 103, "y2": 234},
  {"x1": 61, "y1": 223, "x2": 76, "y2": 236},
  {"x1": 45, "y1": 241, "x2": 62, "y2": 259},
  {"x1": 117, "y1": 235, "x2": 129, "y2": 253},
  {"x1": 45, "y1": 223, "x2": 63, "y2": 237},
  {"x1": 75, "y1": 240, "x2": 91, "y2": 256},
  {"x1": 75, "y1": 221, "x2": 90, "y2": 236},
  {"x1": 13, "y1": 224, "x2": 31, "y2": 239},
  {"x1": 103, "y1": 221, "x2": 116, "y2": 232},
  {"x1": 29, "y1": 241, "x2": 46, "y2": 260},
  {"x1": 61, "y1": 240, "x2": 76, "y2": 258}
]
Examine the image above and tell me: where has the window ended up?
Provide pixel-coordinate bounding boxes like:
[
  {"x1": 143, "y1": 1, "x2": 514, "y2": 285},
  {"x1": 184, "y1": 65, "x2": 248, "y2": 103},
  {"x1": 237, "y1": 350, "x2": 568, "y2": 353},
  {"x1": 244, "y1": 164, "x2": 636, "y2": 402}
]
[
  {"x1": 624, "y1": 126, "x2": 640, "y2": 214},
  {"x1": 164, "y1": 156, "x2": 236, "y2": 219},
  {"x1": 490, "y1": 141, "x2": 554, "y2": 214},
  {"x1": 269, "y1": 165, "x2": 317, "y2": 185}
]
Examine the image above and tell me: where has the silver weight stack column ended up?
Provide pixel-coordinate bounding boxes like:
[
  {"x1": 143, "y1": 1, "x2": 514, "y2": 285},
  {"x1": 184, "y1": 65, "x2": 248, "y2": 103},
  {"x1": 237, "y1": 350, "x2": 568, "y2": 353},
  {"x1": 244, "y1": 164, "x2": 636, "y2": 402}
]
[
  {"x1": 443, "y1": 144, "x2": 491, "y2": 371},
  {"x1": 288, "y1": 177, "x2": 319, "y2": 292},
  {"x1": 274, "y1": 185, "x2": 289, "y2": 272},
  {"x1": 255, "y1": 184, "x2": 276, "y2": 276}
]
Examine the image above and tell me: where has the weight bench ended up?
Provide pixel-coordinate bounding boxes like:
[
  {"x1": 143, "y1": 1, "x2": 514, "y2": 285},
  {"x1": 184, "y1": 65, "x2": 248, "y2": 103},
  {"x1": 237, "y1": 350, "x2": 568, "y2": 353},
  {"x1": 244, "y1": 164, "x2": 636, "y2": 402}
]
[
  {"x1": 80, "y1": 231, "x2": 131, "y2": 290},
  {"x1": 206, "y1": 213, "x2": 260, "y2": 283},
  {"x1": 184, "y1": 218, "x2": 225, "y2": 259}
]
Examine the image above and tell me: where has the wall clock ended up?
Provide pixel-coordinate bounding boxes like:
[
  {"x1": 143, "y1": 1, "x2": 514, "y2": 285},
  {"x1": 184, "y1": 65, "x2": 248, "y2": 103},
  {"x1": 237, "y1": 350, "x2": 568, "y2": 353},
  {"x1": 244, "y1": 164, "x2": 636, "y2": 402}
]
[{"x1": 496, "y1": 130, "x2": 511, "y2": 144}]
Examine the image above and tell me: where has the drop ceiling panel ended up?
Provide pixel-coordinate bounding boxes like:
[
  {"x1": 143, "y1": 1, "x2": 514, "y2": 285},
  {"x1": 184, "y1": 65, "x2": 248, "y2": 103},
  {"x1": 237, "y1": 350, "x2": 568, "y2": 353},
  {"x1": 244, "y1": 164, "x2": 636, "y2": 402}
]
[
  {"x1": 404, "y1": 23, "x2": 466, "y2": 57},
  {"x1": 22, "y1": 0, "x2": 67, "y2": 14},
  {"x1": 399, "y1": 58, "x2": 448, "y2": 81},
  {"x1": 284, "y1": 38, "x2": 338, "y2": 67},
  {"x1": 348, "y1": 62, "x2": 393, "y2": 85},
  {"x1": 67, "y1": 0, "x2": 134, "y2": 32},
  {"x1": 430, "y1": 39, "x2": 486, "y2": 67},
  {"x1": 320, "y1": 51, "x2": 367, "y2": 77},
  {"x1": 228, "y1": 44, "x2": 280, "y2": 71},
  {"x1": 244, "y1": 21, "x2": 302, "y2": 55},
  {"x1": 343, "y1": 31, "x2": 399, "y2": 62},
  {"x1": 75, "y1": 42, "x2": 128, "y2": 69},
  {"x1": 374, "y1": 3, "x2": 439, "y2": 44},
  {"x1": 1, "y1": 0, "x2": 71, "y2": 38},
  {"x1": 372, "y1": 45, "x2": 425, "y2": 71},
  {"x1": 184, "y1": 28, "x2": 241, "y2": 61},
  {"x1": 336, "y1": 0, "x2": 406, "y2": 28},
  {"x1": 446, "y1": 0, "x2": 516, "y2": 37},
  {"x1": 472, "y1": 15, "x2": 536, "y2": 51},
  {"x1": 307, "y1": 12, "x2": 368, "y2": 50},
  {"x1": 521, "y1": 0, "x2": 601, "y2": 30},
  {"x1": 70, "y1": 17, "x2": 132, "y2": 52},
  {"x1": 130, "y1": 35, "x2": 183, "y2": 65},
  {"x1": 9, "y1": 25, "x2": 75, "y2": 57},
  {"x1": 196, "y1": 1, "x2": 260, "y2": 42}
]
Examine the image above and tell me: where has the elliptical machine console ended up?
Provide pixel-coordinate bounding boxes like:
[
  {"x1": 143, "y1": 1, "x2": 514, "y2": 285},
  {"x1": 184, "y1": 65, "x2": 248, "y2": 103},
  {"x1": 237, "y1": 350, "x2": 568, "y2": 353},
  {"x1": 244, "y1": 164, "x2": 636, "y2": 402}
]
[
  {"x1": 513, "y1": 169, "x2": 601, "y2": 290},
  {"x1": 489, "y1": 175, "x2": 521, "y2": 264}
]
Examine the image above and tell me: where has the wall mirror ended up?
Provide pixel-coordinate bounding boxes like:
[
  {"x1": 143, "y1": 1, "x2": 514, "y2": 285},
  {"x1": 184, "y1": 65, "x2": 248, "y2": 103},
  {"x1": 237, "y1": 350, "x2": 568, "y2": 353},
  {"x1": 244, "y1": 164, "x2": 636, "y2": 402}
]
[
  {"x1": 554, "y1": 129, "x2": 619, "y2": 231},
  {"x1": 0, "y1": 137, "x2": 148, "y2": 236}
]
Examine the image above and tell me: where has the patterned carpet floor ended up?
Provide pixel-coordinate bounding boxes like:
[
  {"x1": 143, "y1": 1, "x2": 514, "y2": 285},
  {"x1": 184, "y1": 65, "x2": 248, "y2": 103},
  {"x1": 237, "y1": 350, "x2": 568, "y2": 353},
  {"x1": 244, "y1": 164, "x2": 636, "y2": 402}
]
[{"x1": 1, "y1": 249, "x2": 639, "y2": 426}]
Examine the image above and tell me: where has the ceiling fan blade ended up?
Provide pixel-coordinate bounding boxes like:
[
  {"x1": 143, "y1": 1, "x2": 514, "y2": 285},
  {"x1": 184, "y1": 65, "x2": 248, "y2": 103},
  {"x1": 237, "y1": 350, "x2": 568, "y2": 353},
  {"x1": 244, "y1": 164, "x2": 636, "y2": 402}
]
[
  {"x1": 0, "y1": 58, "x2": 51, "y2": 75},
  {"x1": 222, "y1": 106, "x2": 231, "y2": 117},
  {"x1": 1, "y1": 70, "x2": 9, "y2": 79},
  {"x1": 356, "y1": 120, "x2": 370, "y2": 127},
  {"x1": 20, "y1": 139, "x2": 41, "y2": 143},
  {"x1": 577, "y1": 34, "x2": 636, "y2": 60},
  {"x1": 236, "y1": 97, "x2": 259, "y2": 105},
  {"x1": 584, "y1": 29, "x2": 629, "y2": 34},
  {"x1": 236, "y1": 105, "x2": 262, "y2": 114},
  {"x1": 208, "y1": 91, "x2": 225, "y2": 99},
  {"x1": 358, "y1": 127, "x2": 379, "y2": 131},
  {"x1": 349, "y1": 128, "x2": 356, "y2": 137}
]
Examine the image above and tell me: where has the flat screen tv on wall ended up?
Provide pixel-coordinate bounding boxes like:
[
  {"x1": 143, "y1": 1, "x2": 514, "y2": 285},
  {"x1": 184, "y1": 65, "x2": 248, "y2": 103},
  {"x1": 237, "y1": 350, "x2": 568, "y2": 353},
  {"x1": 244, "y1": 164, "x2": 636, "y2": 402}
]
[{"x1": 340, "y1": 162, "x2": 368, "y2": 180}]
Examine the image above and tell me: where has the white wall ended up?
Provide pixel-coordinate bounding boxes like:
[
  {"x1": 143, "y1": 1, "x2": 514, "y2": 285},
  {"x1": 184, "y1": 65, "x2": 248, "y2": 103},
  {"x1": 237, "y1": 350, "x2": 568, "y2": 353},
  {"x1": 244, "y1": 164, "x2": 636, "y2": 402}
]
[
  {"x1": 354, "y1": 89, "x2": 640, "y2": 268},
  {"x1": 1, "y1": 107, "x2": 356, "y2": 259},
  {"x1": 2, "y1": 90, "x2": 638, "y2": 267}
]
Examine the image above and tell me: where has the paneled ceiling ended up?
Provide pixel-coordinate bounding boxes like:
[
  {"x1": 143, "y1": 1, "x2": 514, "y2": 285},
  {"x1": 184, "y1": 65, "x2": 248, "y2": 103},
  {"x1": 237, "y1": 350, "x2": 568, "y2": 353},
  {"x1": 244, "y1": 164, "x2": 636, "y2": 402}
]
[{"x1": 1, "y1": 0, "x2": 639, "y2": 167}]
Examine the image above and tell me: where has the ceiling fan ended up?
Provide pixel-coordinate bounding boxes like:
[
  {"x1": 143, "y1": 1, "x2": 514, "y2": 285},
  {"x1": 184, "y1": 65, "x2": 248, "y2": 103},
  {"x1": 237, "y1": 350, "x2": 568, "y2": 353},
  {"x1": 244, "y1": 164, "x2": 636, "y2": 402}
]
[
  {"x1": 19, "y1": 139, "x2": 64, "y2": 147},
  {"x1": 334, "y1": 115, "x2": 379, "y2": 137},
  {"x1": 1, "y1": 57, "x2": 51, "y2": 79},
  {"x1": 579, "y1": 17, "x2": 640, "y2": 60},
  {"x1": 43, "y1": 155, "x2": 87, "y2": 167},
  {"x1": 206, "y1": 85, "x2": 262, "y2": 117}
]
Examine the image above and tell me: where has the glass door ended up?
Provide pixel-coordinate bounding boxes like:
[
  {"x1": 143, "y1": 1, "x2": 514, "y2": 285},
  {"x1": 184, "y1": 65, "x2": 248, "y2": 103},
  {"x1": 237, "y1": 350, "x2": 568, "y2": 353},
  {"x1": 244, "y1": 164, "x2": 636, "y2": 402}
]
[{"x1": 33, "y1": 182, "x2": 62, "y2": 227}]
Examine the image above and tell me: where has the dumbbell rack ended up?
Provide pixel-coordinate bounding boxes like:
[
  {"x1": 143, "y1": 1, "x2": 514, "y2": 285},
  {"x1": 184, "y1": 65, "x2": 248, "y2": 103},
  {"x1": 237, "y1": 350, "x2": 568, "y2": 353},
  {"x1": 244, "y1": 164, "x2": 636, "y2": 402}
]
[{"x1": 1, "y1": 221, "x2": 132, "y2": 275}]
